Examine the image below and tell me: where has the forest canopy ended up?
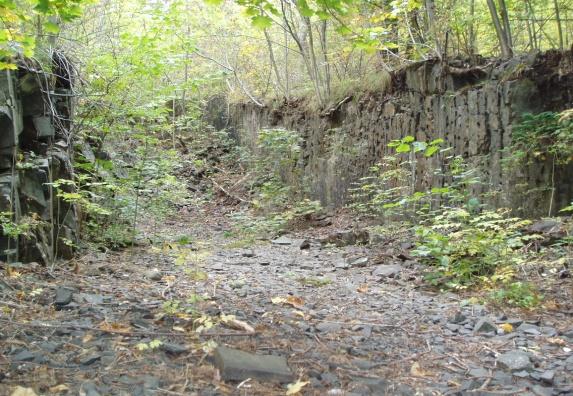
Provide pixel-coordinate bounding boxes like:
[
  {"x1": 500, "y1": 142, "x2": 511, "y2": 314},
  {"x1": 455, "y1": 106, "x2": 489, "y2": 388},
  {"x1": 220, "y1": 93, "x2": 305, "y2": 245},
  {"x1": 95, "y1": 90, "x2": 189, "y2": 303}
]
[{"x1": 1, "y1": 0, "x2": 570, "y2": 107}]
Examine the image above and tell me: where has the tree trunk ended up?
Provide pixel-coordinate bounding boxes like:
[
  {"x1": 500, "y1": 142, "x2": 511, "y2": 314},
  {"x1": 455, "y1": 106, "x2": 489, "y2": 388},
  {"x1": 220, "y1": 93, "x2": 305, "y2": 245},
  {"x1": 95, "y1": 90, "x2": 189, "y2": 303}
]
[
  {"x1": 263, "y1": 29, "x2": 286, "y2": 96},
  {"x1": 425, "y1": 0, "x2": 442, "y2": 57},
  {"x1": 468, "y1": 0, "x2": 476, "y2": 56},
  {"x1": 319, "y1": 20, "x2": 331, "y2": 98},
  {"x1": 553, "y1": 0, "x2": 564, "y2": 49},
  {"x1": 497, "y1": 0, "x2": 513, "y2": 47},
  {"x1": 486, "y1": 0, "x2": 513, "y2": 58}
]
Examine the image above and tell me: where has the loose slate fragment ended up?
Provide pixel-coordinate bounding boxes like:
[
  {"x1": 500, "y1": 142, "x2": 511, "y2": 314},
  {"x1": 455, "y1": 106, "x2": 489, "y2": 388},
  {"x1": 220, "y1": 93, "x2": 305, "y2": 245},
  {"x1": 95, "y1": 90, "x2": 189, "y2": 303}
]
[
  {"x1": 497, "y1": 350, "x2": 532, "y2": 372},
  {"x1": 213, "y1": 346, "x2": 293, "y2": 383},
  {"x1": 161, "y1": 343, "x2": 188, "y2": 355},
  {"x1": 473, "y1": 318, "x2": 497, "y2": 334},
  {"x1": 54, "y1": 287, "x2": 74, "y2": 307},
  {"x1": 272, "y1": 236, "x2": 293, "y2": 246}
]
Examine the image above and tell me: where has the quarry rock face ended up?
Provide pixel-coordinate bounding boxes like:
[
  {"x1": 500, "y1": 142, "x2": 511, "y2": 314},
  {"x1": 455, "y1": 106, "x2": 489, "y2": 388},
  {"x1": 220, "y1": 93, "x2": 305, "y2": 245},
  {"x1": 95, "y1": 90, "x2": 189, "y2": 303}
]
[
  {"x1": 227, "y1": 51, "x2": 573, "y2": 216},
  {"x1": 0, "y1": 55, "x2": 78, "y2": 264}
]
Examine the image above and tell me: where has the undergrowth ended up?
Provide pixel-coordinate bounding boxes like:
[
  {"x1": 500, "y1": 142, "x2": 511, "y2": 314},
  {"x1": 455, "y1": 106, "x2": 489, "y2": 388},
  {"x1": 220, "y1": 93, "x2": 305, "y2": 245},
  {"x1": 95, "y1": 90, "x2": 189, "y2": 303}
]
[{"x1": 348, "y1": 125, "x2": 573, "y2": 308}]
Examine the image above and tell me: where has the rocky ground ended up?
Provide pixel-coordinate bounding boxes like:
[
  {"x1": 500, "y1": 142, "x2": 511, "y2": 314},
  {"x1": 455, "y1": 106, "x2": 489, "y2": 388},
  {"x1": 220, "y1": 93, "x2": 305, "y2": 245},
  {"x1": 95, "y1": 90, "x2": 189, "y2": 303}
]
[{"x1": 0, "y1": 201, "x2": 572, "y2": 396}]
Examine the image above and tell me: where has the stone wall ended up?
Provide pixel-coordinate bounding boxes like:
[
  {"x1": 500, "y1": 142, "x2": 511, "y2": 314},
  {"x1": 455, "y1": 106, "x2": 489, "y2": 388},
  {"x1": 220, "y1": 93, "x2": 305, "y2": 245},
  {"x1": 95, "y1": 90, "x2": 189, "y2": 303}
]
[
  {"x1": 228, "y1": 50, "x2": 573, "y2": 216},
  {"x1": 0, "y1": 57, "x2": 78, "y2": 264}
]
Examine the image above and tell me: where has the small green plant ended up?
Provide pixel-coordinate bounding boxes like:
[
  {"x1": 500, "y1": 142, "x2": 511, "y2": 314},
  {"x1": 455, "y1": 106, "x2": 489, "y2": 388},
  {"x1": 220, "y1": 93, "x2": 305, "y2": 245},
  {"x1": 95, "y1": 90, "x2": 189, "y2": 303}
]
[
  {"x1": 506, "y1": 110, "x2": 573, "y2": 215},
  {"x1": 349, "y1": 136, "x2": 456, "y2": 220},
  {"x1": 0, "y1": 212, "x2": 43, "y2": 240},
  {"x1": 413, "y1": 208, "x2": 533, "y2": 290},
  {"x1": 490, "y1": 282, "x2": 542, "y2": 308},
  {"x1": 136, "y1": 339, "x2": 163, "y2": 351},
  {"x1": 297, "y1": 276, "x2": 332, "y2": 287}
]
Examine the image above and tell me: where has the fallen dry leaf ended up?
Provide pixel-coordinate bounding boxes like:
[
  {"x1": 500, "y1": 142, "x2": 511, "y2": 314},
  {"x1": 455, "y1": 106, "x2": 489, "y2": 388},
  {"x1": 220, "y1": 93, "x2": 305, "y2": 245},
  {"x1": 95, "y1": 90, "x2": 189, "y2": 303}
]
[
  {"x1": 220, "y1": 314, "x2": 255, "y2": 333},
  {"x1": 11, "y1": 387, "x2": 38, "y2": 396},
  {"x1": 99, "y1": 321, "x2": 131, "y2": 333},
  {"x1": 357, "y1": 284, "x2": 369, "y2": 293},
  {"x1": 410, "y1": 362, "x2": 429, "y2": 377},
  {"x1": 547, "y1": 337, "x2": 567, "y2": 346},
  {"x1": 286, "y1": 296, "x2": 304, "y2": 308},
  {"x1": 271, "y1": 296, "x2": 304, "y2": 308},
  {"x1": 49, "y1": 384, "x2": 69, "y2": 394},
  {"x1": 286, "y1": 380, "x2": 309, "y2": 395}
]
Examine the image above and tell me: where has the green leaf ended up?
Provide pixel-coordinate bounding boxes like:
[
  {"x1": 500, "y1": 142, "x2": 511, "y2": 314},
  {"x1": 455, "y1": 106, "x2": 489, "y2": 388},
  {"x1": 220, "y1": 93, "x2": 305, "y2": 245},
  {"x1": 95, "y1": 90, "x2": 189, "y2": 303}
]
[
  {"x1": 44, "y1": 21, "x2": 60, "y2": 34},
  {"x1": 204, "y1": 0, "x2": 225, "y2": 5},
  {"x1": 296, "y1": 0, "x2": 314, "y2": 17},
  {"x1": 335, "y1": 25, "x2": 352, "y2": 35},
  {"x1": 0, "y1": 61, "x2": 18, "y2": 70},
  {"x1": 424, "y1": 145, "x2": 440, "y2": 157},
  {"x1": 402, "y1": 135, "x2": 415, "y2": 143},
  {"x1": 251, "y1": 15, "x2": 273, "y2": 29},
  {"x1": 396, "y1": 143, "x2": 410, "y2": 153},
  {"x1": 34, "y1": 0, "x2": 50, "y2": 13}
]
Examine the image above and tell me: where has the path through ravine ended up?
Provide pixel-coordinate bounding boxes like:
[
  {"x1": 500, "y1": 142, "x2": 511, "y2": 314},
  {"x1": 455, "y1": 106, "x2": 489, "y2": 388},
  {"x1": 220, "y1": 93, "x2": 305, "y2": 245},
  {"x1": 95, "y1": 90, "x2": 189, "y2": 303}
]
[{"x1": 1, "y1": 200, "x2": 572, "y2": 396}]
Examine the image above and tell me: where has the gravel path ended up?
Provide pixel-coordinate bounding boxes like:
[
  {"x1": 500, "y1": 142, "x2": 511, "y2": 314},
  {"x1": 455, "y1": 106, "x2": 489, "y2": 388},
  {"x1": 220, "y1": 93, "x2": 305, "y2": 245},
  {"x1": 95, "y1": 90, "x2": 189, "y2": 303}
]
[{"x1": 1, "y1": 205, "x2": 572, "y2": 396}]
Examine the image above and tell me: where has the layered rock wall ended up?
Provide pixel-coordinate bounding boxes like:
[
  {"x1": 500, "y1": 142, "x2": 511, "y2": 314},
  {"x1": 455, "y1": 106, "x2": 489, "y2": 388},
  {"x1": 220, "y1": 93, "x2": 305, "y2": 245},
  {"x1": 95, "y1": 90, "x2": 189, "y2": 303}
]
[
  {"x1": 0, "y1": 58, "x2": 78, "y2": 264},
  {"x1": 228, "y1": 51, "x2": 573, "y2": 216}
]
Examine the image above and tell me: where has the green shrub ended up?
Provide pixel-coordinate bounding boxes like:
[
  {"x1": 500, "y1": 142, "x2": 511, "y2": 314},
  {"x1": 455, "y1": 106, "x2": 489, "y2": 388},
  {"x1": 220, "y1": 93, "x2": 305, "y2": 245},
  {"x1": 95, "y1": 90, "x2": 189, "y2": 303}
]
[{"x1": 413, "y1": 209, "x2": 533, "y2": 289}]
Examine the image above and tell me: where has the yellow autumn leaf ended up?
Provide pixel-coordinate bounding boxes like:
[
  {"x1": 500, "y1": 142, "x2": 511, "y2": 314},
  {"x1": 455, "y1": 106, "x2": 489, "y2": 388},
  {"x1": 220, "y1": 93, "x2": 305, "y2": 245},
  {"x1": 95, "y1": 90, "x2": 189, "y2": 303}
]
[
  {"x1": 357, "y1": 284, "x2": 369, "y2": 293},
  {"x1": 499, "y1": 323, "x2": 513, "y2": 333},
  {"x1": 48, "y1": 384, "x2": 69, "y2": 394},
  {"x1": 286, "y1": 296, "x2": 304, "y2": 308},
  {"x1": 272, "y1": 296, "x2": 304, "y2": 308},
  {"x1": 286, "y1": 380, "x2": 309, "y2": 395},
  {"x1": 410, "y1": 362, "x2": 429, "y2": 377},
  {"x1": 6, "y1": 266, "x2": 21, "y2": 278},
  {"x1": 10, "y1": 387, "x2": 38, "y2": 396}
]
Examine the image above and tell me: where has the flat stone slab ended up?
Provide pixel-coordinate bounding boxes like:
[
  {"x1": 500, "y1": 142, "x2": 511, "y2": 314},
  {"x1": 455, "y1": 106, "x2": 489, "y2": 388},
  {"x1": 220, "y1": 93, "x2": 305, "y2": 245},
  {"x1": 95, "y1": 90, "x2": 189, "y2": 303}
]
[
  {"x1": 372, "y1": 264, "x2": 401, "y2": 277},
  {"x1": 497, "y1": 350, "x2": 532, "y2": 372},
  {"x1": 271, "y1": 236, "x2": 293, "y2": 245},
  {"x1": 54, "y1": 287, "x2": 74, "y2": 307},
  {"x1": 213, "y1": 346, "x2": 293, "y2": 383}
]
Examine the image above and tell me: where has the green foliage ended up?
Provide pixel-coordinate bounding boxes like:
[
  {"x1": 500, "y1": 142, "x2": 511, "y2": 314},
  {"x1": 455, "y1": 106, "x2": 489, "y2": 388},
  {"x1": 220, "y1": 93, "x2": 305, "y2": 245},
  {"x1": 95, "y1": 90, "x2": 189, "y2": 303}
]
[
  {"x1": 387, "y1": 136, "x2": 444, "y2": 157},
  {"x1": 136, "y1": 339, "x2": 163, "y2": 351},
  {"x1": 297, "y1": 276, "x2": 332, "y2": 287},
  {"x1": 349, "y1": 135, "x2": 452, "y2": 219},
  {"x1": 0, "y1": 212, "x2": 42, "y2": 239},
  {"x1": 489, "y1": 282, "x2": 542, "y2": 308},
  {"x1": 0, "y1": 0, "x2": 87, "y2": 69},
  {"x1": 511, "y1": 111, "x2": 573, "y2": 164},
  {"x1": 413, "y1": 209, "x2": 534, "y2": 290}
]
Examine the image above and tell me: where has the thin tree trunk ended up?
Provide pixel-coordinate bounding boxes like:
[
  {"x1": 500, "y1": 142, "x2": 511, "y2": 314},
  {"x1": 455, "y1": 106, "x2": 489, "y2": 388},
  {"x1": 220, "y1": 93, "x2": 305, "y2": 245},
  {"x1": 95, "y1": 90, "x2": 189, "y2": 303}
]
[
  {"x1": 468, "y1": 0, "x2": 476, "y2": 56},
  {"x1": 497, "y1": 0, "x2": 513, "y2": 47},
  {"x1": 319, "y1": 20, "x2": 331, "y2": 98},
  {"x1": 280, "y1": 0, "x2": 323, "y2": 105},
  {"x1": 284, "y1": 30, "x2": 290, "y2": 99},
  {"x1": 263, "y1": 29, "x2": 286, "y2": 96},
  {"x1": 526, "y1": 0, "x2": 539, "y2": 50},
  {"x1": 486, "y1": 0, "x2": 513, "y2": 57},
  {"x1": 553, "y1": 0, "x2": 564, "y2": 49},
  {"x1": 304, "y1": 17, "x2": 324, "y2": 103},
  {"x1": 425, "y1": 0, "x2": 442, "y2": 57}
]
